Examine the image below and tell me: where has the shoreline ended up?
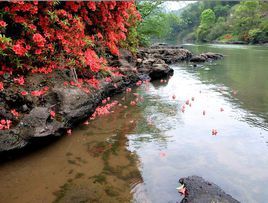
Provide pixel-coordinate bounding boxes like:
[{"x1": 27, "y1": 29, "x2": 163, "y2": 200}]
[{"x1": 0, "y1": 47, "x2": 222, "y2": 155}]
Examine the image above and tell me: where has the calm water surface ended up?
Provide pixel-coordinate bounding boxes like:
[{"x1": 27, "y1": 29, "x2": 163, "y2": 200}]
[{"x1": 0, "y1": 44, "x2": 268, "y2": 203}]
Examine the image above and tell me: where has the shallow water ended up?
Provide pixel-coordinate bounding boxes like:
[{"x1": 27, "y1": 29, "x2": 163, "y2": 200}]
[{"x1": 1, "y1": 44, "x2": 268, "y2": 203}]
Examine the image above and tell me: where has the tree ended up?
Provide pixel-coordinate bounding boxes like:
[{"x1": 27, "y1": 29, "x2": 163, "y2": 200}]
[
  {"x1": 200, "y1": 9, "x2": 216, "y2": 27},
  {"x1": 196, "y1": 9, "x2": 216, "y2": 42}
]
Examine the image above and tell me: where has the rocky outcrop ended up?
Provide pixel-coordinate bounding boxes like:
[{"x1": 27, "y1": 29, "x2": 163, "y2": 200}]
[
  {"x1": 190, "y1": 52, "x2": 224, "y2": 62},
  {"x1": 179, "y1": 176, "x2": 240, "y2": 203},
  {"x1": 137, "y1": 47, "x2": 192, "y2": 64},
  {"x1": 0, "y1": 47, "x2": 224, "y2": 153},
  {"x1": 0, "y1": 49, "x2": 172, "y2": 153},
  {"x1": 0, "y1": 74, "x2": 140, "y2": 153},
  {"x1": 135, "y1": 47, "x2": 193, "y2": 79}
]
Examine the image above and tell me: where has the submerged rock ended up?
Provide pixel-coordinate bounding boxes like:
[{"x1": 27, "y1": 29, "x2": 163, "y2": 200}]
[{"x1": 179, "y1": 176, "x2": 240, "y2": 203}]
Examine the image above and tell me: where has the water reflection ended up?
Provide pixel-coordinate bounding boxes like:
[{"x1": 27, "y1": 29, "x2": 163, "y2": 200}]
[
  {"x1": 185, "y1": 44, "x2": 268, "y2": 127},
  {"x1": 125, "y1": 47, "x2": 268, "y2": 202},
  {"x1": 0, "y1": 97, "x2": 145, "y2": 203}
]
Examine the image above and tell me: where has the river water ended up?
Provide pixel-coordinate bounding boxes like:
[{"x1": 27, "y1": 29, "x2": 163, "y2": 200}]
[{"x1": 0, "y1": 44, "x2": 268, "y2": 203}]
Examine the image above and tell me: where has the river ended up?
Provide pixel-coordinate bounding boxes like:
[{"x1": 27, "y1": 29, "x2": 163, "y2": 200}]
[{"x1": 0, "y1": 44, "x2": 268, "y2": 203}]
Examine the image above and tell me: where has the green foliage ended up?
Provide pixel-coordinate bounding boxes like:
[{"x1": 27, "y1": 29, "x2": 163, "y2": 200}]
[
  {"x1": 136, "y1": 0, "x2": 268, "y2": 45},
  {"x1": 183, "y1": 0, "x2": 268, "y2": 44},
  {"x1": 196, "y1": 9, "x2": 216, "y2": 42},
  {"x1": 137, "y1": 1, "x2": 190, "y2": 45},
  {"x1": 137, "y1": 0, "x2": 163, "y2": 19},
  {"x1": 200, "y1": 9, "x2": 216, "y2": 27},
  {"x1": 121, "y1": 26, "x2": 139, "y2": 53},
  {"x1": 136, "y1": 0, "x2": 165, "y2": 46}
]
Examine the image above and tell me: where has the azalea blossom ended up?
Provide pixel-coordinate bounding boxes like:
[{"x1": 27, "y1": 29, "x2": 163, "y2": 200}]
[
  {"x1": 212, "y1": 129, "x2": 218, "y2": 136},
  {"x1": 11, "y1": 109, "x2": 19, "y2": 118},
  {"x1": 21, "y1": 91, "x2": 28, "y2": 96},
  {"x1": 14, "y1": 76, "x2": 25, "y2": 85},
  {"x1": 0, "y1": 119, "x2": 12, "y2": 130},
  {"x1": 12, "y1": 44, "x2": 27, "y2": 56},
  {"x1": 0, "y1": 20, "x2": 7, "y2": 27},
  {"x1": 0, "y1": 82, "x2": 3, "y2": 91},
  {"x1": 67, "y1": 129, "x2": 72, "y2": 135},
  {"x1": 50, "y1": 111, "x2": 56, "y2": 119}
]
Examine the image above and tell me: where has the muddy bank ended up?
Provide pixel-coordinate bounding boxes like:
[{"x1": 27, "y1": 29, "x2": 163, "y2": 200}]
[
  {"x1": 0, "y1": 47, "x2": 222, "y2": 153},
  {"x1": 179, "y1": 176, "x2": 240, "y2": 203}
]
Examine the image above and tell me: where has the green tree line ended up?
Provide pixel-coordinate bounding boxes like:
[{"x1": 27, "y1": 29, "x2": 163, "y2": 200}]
[{"x1": 137, "y1": 0, "x2": 268, "y2": 45}]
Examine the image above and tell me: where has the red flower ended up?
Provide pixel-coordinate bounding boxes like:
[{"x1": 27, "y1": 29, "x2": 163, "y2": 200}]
[
  {"x1": 87, "y1": 2, "x2": 96, "y2": 11},
  {"x1": 97, "y1": 32, "x2": 103, "y2": 40},
  {"x1": 212, "y1": 129, "x2": 218, "y2": 136},
  {"x1": 12, "y1": 44, "x2": 27, "y2": 56},
  {"x1": 26, "y1": 45, "x2": 31, "y2": 50},
  {"x1": 136, "y1": 80, "x2": 142, "y2": 86},
  {"x1": 21, "y1": 91, "x2": 28, "y2": 96},
  {"x1": 0, "y1": 119, "x2": 6, "y2": 125},
  {"x1": 0, "y1": 82, "x2": 3, "y2": 91},
  {"x1": 11, "y1": 109, "x2": 19, "y2": 118},
  {"x1": 31, "y1": 90, "x2": 43, "y2": 97},
  {"x1": 14, "y1": 76, "x2": 25, "y2": 85},
  {"x1": 105, "y1": 77, "x2": 112, "y2": 83},
  {"x1": 28, "y1": 24, "x2": 36, "y2": 31},
  {"x1": 50, "y1": 111, "x2": 56, "y2": 119},
  {"x1": 0, "y1": 119, "x2": 12, "y2": 130},
  {"x1": 35, "y1": 49, "x2": 42, "y2": 55},
  {"x1": 67, "y1": 129, "x2": 72, "y2": 135},
  {"x1": 0, "y1": 20, "x2": 7, "y2": 27},
  {"x1": 32, "y1": 33, "x2": 46, "y2": 47}
]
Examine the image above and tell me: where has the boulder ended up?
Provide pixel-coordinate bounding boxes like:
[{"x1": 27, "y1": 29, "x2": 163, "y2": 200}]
[
  {"x1": 149, "y1": 64, "x2": 173, "y2": 80},
  {"x1": 190, "y1": 52, "x2": 223, "y2": 62},
  {"x1": 179, "y1": 176, "x2": 240, "y2": 203},
  {"x1": 189, "y1": 56, "x2": 206, "y2": 62}
]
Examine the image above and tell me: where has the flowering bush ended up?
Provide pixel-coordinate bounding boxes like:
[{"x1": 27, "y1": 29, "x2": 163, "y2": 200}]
[
  {"x1": 0, "y1": 1, "x2": 141, "y2": 77},
  {"x1": 0, "y1": 1, "x2": 141, "y2": 130}
]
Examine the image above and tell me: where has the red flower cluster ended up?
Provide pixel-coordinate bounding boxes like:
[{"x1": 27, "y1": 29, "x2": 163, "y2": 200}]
[
  {"x1": 0, "y1": 1, "x2": 141, "y2": 131},
  {"x1": 12, "y1": 44, "x2": 27, "y2": 56},
  {"x1": 14, "y1": 76, "x2": 25, "y2": 85},
  {"x1": 0, "y1": 1, "x2": 140, "y2": 76},
  {"x1": 90, "y1": 100, "x2": 118, "y2": 120},
  {"x1": 0, "y1": 119, "x2": 12, "y2": 130},
  {"x1": 0, "y1": 82, "x2": 3, "y2": 91},
  {"x1": 0, "y1": 20, "x2": 7, "y2": 27},
  {"x1": 32, "y1": 33, "x2": 46, "y2": 48},
  {"x1": 31, "y1": 86, "x2": 49, "y2": 97}
]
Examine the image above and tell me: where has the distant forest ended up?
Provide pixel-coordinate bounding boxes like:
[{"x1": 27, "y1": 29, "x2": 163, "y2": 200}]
[{"x1": 138, "y1": 1, "x2": 268, "y2": 45}]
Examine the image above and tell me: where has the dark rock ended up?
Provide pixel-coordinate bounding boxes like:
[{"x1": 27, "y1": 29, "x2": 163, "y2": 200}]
[
  {"x1": 149, "y1": 63, "x2": 173, "y2": 80},
  {"x1": 0, "y1": 130, "x2": 27, "y2": 151},
  {"x1": 190, "y1": 52, "x2": 223, "y2": 62},
  {"x1": 179, "y1": 176, "x2": 240, "y2": 203},
  {"x1": 189, "y1": 56, "x2": 206, "y2": 62},
  {"x1": 22, "y1": 104, "x2": 28, "y2": 112},
  {"x1": 137, "y1": 48, "x2": 192, "y2": 65}
]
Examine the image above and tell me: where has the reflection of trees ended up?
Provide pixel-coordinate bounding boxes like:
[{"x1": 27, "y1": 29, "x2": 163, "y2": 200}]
[
  {"x1": 54, "y1": 103, "x2": 145, "y2": 202},
  {"x1": 187, "y1": 45, "x2": 268, "y2": 129},
  {"x1": 126, "y1": 87, "x2": 182, "y2": 150}
]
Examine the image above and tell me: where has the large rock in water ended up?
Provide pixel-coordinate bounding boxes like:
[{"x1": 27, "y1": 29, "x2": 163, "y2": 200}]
[
  {"x1": 190, "y1": 52, "x2": 223, "y2": 62},
  {"x1": 179, "y1": 176, "x2": 240, "y2": 203}
]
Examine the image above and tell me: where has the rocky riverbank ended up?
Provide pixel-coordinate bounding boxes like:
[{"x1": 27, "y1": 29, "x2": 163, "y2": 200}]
[{"x1": 0, "y1": 46, "x2": 223, "y2": 154}]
